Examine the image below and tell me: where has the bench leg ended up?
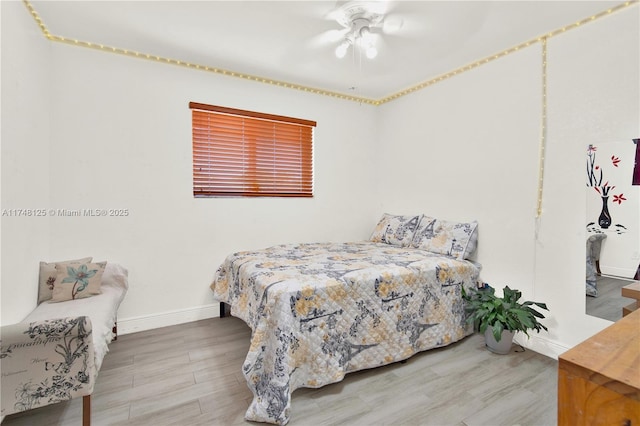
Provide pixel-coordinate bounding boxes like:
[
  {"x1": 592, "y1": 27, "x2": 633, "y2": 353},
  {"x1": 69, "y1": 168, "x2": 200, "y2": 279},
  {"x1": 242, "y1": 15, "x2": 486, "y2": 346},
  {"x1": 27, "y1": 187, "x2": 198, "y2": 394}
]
[{"x1": 83, "y1": 395, "x2": 91, "y2": 426}]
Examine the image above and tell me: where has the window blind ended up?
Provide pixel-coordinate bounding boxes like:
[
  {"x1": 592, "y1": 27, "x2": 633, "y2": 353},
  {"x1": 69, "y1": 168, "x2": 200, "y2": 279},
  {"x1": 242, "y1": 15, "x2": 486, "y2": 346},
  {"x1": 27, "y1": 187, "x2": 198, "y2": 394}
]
[{"x1": 190, "y1": 102, "x2": 316, "y2": 197}]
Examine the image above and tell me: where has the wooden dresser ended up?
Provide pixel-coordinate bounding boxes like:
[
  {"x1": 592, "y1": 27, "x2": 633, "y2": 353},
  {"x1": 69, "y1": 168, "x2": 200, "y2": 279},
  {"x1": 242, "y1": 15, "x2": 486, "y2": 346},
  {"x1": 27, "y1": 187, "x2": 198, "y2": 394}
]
[
  {"x1": 558, "y1": 308, "x2": 640, "y2": 425},
  {"x1": 622, "y1": 281, "x2": 640, "y2": 316}
]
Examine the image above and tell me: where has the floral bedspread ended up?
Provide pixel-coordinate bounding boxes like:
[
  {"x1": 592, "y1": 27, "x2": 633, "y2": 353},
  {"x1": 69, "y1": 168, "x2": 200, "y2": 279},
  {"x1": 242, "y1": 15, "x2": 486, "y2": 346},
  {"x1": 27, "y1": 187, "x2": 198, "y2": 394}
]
[{"x1": 210, "y1": 241, "x2": 480, "y2": 425}]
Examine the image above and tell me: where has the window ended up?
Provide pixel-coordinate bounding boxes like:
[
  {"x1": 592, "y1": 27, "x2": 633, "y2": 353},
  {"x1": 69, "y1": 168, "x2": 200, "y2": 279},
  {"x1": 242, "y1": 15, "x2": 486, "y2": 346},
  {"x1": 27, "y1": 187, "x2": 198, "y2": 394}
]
[{"x1": 190, "y1": 102, "x2": 316, "y2": 197}]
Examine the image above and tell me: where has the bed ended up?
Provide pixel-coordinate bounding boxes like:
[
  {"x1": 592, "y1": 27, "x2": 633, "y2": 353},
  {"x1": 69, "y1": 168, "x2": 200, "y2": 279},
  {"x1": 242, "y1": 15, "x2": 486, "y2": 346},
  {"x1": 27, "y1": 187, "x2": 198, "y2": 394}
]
[{"x1": 210, "y1": 214, "x2": 480, "y2": 425}]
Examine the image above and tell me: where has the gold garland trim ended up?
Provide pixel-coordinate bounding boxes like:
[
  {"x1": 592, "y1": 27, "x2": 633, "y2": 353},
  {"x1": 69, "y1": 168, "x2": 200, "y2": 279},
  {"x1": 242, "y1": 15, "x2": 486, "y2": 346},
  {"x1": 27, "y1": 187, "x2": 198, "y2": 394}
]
[
  {"x1": 22, "y1": 0, "x2": 638, "y2": 105},
  {"x1": 537, "y1": 38, "x2": 548, "y2": 218}
]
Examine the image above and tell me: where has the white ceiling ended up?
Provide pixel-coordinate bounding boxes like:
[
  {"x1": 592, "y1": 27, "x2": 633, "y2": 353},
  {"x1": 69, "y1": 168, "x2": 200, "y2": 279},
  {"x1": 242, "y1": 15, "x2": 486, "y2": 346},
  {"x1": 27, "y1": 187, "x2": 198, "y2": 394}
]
[{"x1": 30, "y1": 0, "x2": 623, "y2": 100}]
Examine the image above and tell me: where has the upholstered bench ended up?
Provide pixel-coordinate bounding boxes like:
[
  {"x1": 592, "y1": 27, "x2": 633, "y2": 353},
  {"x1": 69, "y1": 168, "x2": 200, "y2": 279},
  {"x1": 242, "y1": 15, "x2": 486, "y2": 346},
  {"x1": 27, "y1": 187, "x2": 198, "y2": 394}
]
[{"x1": 0, "y1": 262, "x2": 128, "y2": 425}]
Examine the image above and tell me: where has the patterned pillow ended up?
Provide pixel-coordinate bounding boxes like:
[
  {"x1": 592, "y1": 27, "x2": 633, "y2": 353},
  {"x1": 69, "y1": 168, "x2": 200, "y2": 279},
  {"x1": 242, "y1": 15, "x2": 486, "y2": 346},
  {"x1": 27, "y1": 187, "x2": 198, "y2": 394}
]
[
  {"x1": 38, "y1": 257, "x2": 93, "y2": 304},
  {"x1": 411, "y1": 218, "x2": 478, "y2": 260},
  {"x1": 370, "y1": 213, "x2": 423, "y2": 247},
  {"x1": 463, "y1": 225, "x2": 479, "y2": 259},
  {"x1": 51, "y1": 261, "x2": 107, "y2": 302}
]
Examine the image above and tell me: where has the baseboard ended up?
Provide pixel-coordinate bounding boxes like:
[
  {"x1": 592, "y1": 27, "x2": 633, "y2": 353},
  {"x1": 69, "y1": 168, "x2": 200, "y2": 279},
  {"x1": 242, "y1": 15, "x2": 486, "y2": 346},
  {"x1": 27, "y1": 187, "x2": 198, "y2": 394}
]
[
  {"x1": 117, "y1": 305, "x2": 570, "y2": 359},
  {"x1": 118, "y1": 304, "x2": 220, "y2": 335},
  {"x1": 513, "y1": 333, "x2": 570, "y2": 360},
  {"x1": 600, "y1": 266, "x2": 636, "y2": 279}
]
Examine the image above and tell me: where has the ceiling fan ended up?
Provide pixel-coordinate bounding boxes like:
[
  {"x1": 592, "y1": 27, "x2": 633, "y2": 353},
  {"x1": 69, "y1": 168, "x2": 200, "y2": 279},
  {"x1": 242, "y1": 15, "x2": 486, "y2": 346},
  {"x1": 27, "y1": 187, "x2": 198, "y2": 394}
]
[{"x1": 321, "y1": 1, "x2": 408, "y2": 60}]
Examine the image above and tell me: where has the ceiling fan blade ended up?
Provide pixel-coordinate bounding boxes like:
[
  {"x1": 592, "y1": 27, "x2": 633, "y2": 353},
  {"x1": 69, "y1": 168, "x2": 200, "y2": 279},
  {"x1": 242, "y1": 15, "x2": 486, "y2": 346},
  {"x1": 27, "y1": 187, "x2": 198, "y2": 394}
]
[
  {"x1": 380, "y1": 13, "x2": 430, "y2": 38},
  {"x1": 307, "y1": 27, "x2": 349, "y2": 49},
  {"x1": 381, "y1": 13, "x2": 405, "y2": 34},
  {"x1": 367, "y1": 0, "x2": 394, "y2": 16},
  {"x1": 328, "y1": 0, "x2": 396, "y2": 28},
  {"x1": 325, "y1": 0, "x2": 351, "y2": 25}
]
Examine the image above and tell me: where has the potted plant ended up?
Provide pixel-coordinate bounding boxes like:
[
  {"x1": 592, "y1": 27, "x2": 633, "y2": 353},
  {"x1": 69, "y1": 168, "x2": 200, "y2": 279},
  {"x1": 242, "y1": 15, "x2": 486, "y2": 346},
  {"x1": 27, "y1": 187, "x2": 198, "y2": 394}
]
[{"x1": 461, "y1": 284, "x2": 549, "y2": 354}]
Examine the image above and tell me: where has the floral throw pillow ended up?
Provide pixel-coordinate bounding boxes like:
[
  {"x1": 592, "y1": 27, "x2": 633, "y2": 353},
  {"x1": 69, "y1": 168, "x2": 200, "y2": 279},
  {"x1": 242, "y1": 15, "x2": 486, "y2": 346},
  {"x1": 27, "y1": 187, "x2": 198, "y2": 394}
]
[
  {"x1": 51, "y1": 261, "x2": 107, "y2": 302},
  {"x1": 38, "y1": 257, "x2": 93, "y2": 304},
  {"x1": 412, "y1": 218, "x2": 478, "y2": 260},
  {"x1": 370, "y1": 213, "x2": 423, "y2": 247}
]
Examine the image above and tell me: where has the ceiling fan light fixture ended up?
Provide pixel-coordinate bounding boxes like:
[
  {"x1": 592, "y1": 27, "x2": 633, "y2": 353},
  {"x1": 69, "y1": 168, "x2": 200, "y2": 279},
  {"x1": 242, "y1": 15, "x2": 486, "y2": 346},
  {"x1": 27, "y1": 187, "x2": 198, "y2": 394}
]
[
  {"x1": 365, "y1": 45, "x2": 378, "y2": 59},
  {"x1": 332, "y1": 3, "x2": 385, "y2": 61},
  {"x1": 358, "y1": 25, "x2": 374, "y2": 42},
  {"x1": 335, "y1": 40, "x2": 350, "y2": 58}
]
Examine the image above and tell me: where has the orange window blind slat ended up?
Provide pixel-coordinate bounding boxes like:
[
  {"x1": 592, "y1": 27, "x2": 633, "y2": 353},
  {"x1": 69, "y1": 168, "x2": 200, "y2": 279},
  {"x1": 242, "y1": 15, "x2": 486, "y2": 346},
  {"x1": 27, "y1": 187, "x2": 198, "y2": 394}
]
[{"x1": 190, "y1": 103, "x2": 316, "y2": 198}]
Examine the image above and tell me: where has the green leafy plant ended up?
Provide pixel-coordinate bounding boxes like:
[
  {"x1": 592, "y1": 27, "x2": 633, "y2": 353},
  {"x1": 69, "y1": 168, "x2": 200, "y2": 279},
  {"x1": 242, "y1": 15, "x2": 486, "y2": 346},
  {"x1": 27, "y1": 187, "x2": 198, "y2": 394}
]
[{"x1": 461, "y1": 285, "x2": 549, "y2": 342}]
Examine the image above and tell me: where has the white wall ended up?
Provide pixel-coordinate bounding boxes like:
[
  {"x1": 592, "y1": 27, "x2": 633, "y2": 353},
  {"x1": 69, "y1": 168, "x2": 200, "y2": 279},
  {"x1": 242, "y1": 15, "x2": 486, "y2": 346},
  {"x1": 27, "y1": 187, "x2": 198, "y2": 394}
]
[
  {"x1": 377, "y1": 7, "x2": 639, "y2": 357},
  {"x1": 1, "y1": 1, "x2": 52, "y2": 324},
  {"x1": 541, "y1": 7, "x2": 639, "y2": 348},
  {"x1": 15, "y1": 35, "x2": 376, "y2": 331},
  {"x1": 376, "y1": 45, "x2": 541, "y2": 285},
  {"x1": 1, "y1": 2, "x2": 638, "y2": 357}
]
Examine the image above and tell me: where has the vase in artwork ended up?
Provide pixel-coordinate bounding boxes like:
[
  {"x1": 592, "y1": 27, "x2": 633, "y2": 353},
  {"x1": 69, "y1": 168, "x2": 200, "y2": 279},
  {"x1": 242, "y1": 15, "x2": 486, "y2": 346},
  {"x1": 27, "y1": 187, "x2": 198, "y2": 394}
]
[{"x1": 598, "y1": 196, "x2": 612, "y2": 229}]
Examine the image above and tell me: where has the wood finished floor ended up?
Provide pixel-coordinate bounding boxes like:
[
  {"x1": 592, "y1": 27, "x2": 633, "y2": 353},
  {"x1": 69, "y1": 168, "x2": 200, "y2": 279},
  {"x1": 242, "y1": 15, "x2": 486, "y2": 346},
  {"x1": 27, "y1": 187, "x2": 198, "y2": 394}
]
[
  {"x1": 586, "y1": 275, "x2": 636, "y2": 322},
  {"x1": 3, "y1": 316, "x2": 558, "y2": 426}
]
